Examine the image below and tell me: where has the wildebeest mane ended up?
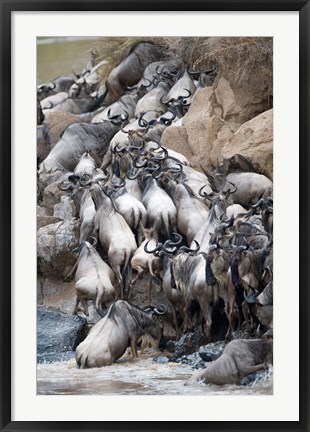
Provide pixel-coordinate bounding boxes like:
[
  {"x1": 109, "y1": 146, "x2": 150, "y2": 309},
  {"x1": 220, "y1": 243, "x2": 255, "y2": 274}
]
[
  {"x1": 208, "y1": 196, "x2": 226, "y2": 225},
  {"x1": 247, "y1": 339, "x2": 273, "y2": 363},
  {"x1": 107, "y1": 300, "x2": 160, "y2": 338}
]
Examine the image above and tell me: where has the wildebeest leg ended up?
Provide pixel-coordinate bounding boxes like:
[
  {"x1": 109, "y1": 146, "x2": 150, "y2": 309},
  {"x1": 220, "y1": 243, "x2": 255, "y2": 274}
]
[
  {"x1": 147, "y1": 274, "x2": 153, "y2": 302},
  {"x1": 73, "y1": 297, "x2": 80, "y2": 315},
  {"x1": 242, "y1": 300, "x2": 252, "y2": 331},
  {"x1": 225, "y1": 276, "x2": 236, "y2": 341},
  {"x1": 182, "y1": 300, "x2": 192, "y2": 333},
  {"x1": 224, "y1": 299, "x2": 235, "y2": 341},
  {"x1": 169, "y1": 302, "x2": 179, "y2": 340},
  {"x1": 201, "y1": 303, "x2": 212, "y2": 343},
  {"x1": 95, "y1": 287, "x2": 105, "y2": 317},
  {"x1": 128, "y1": 267, "x2": 144, "y2": 299},
  {"x1": 80, "y1": 298, "x2": 89, "y2": 316},
  {"x1": 130, "y1": 337, "x2": 138, "y2": 358},
  {"x1": 239, "y1": 363, "x2": 268, "y2": 378}
]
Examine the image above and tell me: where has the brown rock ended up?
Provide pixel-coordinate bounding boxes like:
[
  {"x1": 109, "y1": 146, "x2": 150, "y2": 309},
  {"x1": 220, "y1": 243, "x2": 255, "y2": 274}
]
[
  {"x1": 37, "y1": 216, "x2": 63, "y2": 231},
  {"x1": 161, "y1": 125, "x2": 191, "y2": 161},
  {"x1": 213, "y1": 55, "x2": 273, "y2": 125},
  {"x1": 214, "y1": 77, "x2": 242, "y2": 121},
  {"x1": 43, "y1": 111, "x2": 81, "y2": 149},
  {"x1": 221, "y1": 109, "x2": 273, "y2": 180},
  {"x1": 42, "y1": 181, "x2": 72, "y2": 216}
]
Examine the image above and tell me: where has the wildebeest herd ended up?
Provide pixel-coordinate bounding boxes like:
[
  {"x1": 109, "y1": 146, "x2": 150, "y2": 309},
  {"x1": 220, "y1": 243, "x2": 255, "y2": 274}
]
[{"x1": 37, "y1": 40, "x2": 273, "y2": 386}]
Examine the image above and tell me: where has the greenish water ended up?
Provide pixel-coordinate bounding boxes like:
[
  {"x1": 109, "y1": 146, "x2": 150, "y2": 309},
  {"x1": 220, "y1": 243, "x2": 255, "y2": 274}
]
[{"x1": 37, "y1": 36, "x2": 105, "y2": 85}]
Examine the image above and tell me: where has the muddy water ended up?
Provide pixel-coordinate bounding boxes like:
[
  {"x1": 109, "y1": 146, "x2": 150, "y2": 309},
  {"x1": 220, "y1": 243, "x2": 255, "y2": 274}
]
[
  {"x1": 37, "y1": 36, "x2": 105, "y2": 84},
  {"x1": 37, "y1": 350, "x2": 273, "y2": 396}
]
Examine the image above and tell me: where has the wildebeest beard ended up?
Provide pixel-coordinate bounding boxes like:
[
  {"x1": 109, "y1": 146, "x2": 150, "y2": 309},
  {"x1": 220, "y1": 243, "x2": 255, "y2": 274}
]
[
  {"x1": 200, "y1": 253, "x2": 216, "y2": 286},
  {"x1": 230, "y1": 256, "x2": 243, "y2": 289},
  {"x1": 257, "y1": 248, "x2": 270, "y2": 278}
]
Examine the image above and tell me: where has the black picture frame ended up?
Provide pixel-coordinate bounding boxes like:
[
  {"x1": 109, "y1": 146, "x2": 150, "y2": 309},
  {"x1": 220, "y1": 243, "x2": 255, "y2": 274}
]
[{"x1": 1, "y1": 1, "x2": 309, "y2": 431}]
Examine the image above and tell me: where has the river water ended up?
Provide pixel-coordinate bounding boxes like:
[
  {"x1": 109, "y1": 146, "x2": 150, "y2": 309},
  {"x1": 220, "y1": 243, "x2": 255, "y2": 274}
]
[
  {"x1": 37, "y1": 36, "x2": 106, "y2": 84},
  {"x1": 37, "y1": 349, "x2": 273, "y2": 396},
  {"x1": 36, "y1": 37, "x2": 273, "y2": 397}
]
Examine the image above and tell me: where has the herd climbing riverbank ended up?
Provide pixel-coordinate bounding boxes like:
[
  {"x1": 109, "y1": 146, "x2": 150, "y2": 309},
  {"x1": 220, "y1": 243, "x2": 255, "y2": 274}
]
[{"x1": 37, "y1": 37, "x2": 273, "y2": 392}]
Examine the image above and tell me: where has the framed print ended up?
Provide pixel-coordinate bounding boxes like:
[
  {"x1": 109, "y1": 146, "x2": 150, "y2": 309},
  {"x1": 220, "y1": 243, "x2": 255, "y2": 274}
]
[{"x1": 1, "y1": 1, "x2": 309, "y2": 431}]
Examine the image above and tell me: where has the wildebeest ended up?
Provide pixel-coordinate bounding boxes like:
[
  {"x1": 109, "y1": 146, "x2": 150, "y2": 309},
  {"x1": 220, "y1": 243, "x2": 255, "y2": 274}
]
[
  {"x1": 37, "y1": 75, "x2": 75, "y2": 101},
  {"x1": 91, "y1": 183, "x2": 137, "y2": 299},
  {"x1": 188, "y1": 64, "x2": 218, "y2": 88},
  {"x1": 102, "y1": 41, "x2": 166, "y2": 103},
  {"x1": 91, "y1": 93, "x2": 140, "y2": 124},
  {"x1": 74, "y1": 240, "x2": 116, "y2": 317},
  {"x1": 186, "y1": 338, "x2": 273, "y2": 385},
  {"x1": 37, "y1": 98, "x2": 44, "y2": 125},
  {"x1": 75, "y1": 300, "x2": 165, "y2": 368},
  {"x1": 134, "y1": 81, "x2": 170, "y2": 118},
  {"x1": 244, "y1": 281, "x2": 273, "y2": 336},
  {"x1": 39, "y1": 121, "x2": 119, "y2": 174},
  {"x1": 208, "y1": 171, "x2": 273, "y2": 208},
  {"x1": 129, "y1": 226, "x2": 162, "y2": 301},
  {"x1": 40, "y1": 92, "x2": 68, "y2": 112}
]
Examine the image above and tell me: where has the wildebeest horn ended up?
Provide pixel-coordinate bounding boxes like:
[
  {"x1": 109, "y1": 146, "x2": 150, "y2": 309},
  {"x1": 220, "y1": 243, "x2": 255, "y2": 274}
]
[
  {"x1": 126, "y1": 167, "x2": 142, "y2": 180},
  {"x1": 221, "y1": 214, "x2": 234, "y2": 229},
  {"x1": 89, "y1": 236, "x2": 98, "y2": 247},
  {"x1": 150, "y1": 147, "x2": 168, "y2": 162},
  {"x1": 72, "y1": 70, "x2": 80, "y2": 79},
  {"x1": 107, "y1": 108, "x2": 118, "y2": 120},
  {"x1": 120, "y1": 121, "x2": 131, "y2": 133},
  {"x1": 120, "y1": 110, "x2": 129, "y2": 122},
  {"x1": 155, "y1": 65, "x2": 162, "y2": 75},
  {"x1": 252, "y1": 198, "x2": 265, "y2": 208},
  {"x1": 142, "y1": 78, "x2": 152, "y2": 89},
  {"x1": 181, "y1": 88, "x2": 192, "y2": 99},
  {"x1": 153, "y1": 304, "x2": 167, "y2": 315},
  {"x1": 78, "y1": 174, "x2": 92, "y2": 186},
  {"x1": 58, "y1": 180, "x2": 74, "y2": 191},
  {"x1": 205, "y1": 64, "x2": 218, "y2": 74},
  {"x1": 144, "y1": 241, "x2": 163, "y2": 254},
  {"x1": 159, "y1": 108, "x2": 177, "y2": 125},
  {"x1": 198, "y1": 184, "x2": 210, "y2": 198},
  {"x1": 181, "y1": 98, "x2": 191, "y2": 107},
  {"x1": 132, "y1": 156, "x2": 148, "y2": 169},
  {"x1": 112, "y1": 142, "x2": 127, "y2": 155},
  {"x1": 112, "y1": 180, "x2": 126, "y2": 190},
  {"x1": 49, "y1": 81, "x2": 56, "y2": 90},
  {"x1": 66, "y1": 239, "x2": 79, "y2": 253},
  {"x1": 236, "y1": 244, "x2": 249, "y2": 252},
  {"x1": 126, "y1": 83, "x2": 138, "y2": 91},
  {"x1": 188, "y1": 70, "x2": 201, "y2": 78},
  {"x1": 179, "y1": 240, "x2": 200, "y2": 254},
  {"x1": 138, "y1": 113, "x2": 150, "y2": 129},
  {"x1": 225, "y1": 181, "x2": 237, "y2": 195},
  {"x1": 244, "y1": 288, "x2": 259, "y2": 304},
  {"x1": 169, "y1": 232, "x2": 183, "y2": 246},
  {"x1": 160, "y1": 94, "x2": 170, "y2": 106}
]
